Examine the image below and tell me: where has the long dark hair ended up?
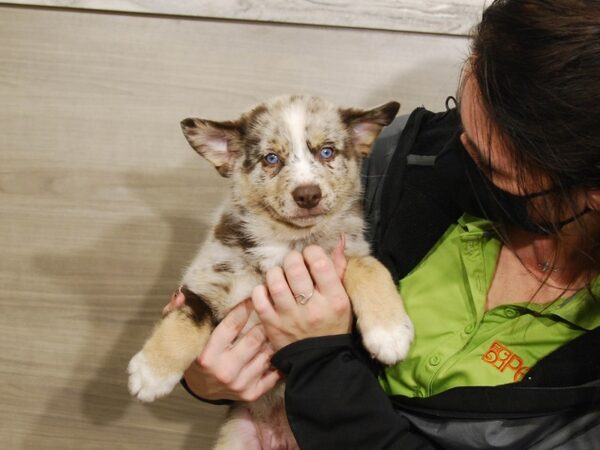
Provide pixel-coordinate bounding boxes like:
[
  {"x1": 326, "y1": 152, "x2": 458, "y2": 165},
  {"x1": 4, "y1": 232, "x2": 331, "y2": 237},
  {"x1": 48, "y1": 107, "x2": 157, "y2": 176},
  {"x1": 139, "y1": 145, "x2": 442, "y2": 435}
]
[
  {"x1": 469, "y1": 0, "x2": 600, "y2": 276},
  {"x1": 471, "y1": 0, "x2": 600, "y2": 187}
]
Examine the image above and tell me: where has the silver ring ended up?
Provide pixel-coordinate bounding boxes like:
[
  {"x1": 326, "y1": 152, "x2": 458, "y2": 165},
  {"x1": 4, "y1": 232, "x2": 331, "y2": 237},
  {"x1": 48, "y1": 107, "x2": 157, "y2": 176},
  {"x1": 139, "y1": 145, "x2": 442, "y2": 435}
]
[{"x1": 294, "y1": 290, "x2": 314, "y2": 305}]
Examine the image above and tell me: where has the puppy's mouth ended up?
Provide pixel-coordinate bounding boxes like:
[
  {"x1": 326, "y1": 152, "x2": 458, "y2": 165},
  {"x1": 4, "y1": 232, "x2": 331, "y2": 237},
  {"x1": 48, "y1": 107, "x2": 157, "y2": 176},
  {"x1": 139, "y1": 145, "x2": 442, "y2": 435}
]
[
  {"x1": 263, "y1": 203, "x2": 330, "y2": 228},
  {"x1": 291, "y1": 208, "x2": 326, "y2": 219}
]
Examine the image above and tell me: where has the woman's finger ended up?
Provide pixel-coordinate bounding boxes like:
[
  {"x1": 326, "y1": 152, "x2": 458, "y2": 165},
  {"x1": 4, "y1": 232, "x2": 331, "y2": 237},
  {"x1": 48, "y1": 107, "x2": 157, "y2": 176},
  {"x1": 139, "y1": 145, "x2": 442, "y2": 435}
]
[
  {"x1": 303, "y1": 245, "x2": 347, "y2": 299},
  {"x1": 282, "y1": 250, "x2": 315, "y2": 303},
  {"x1": 253, "y1": 368, "x2": 282, "y2": 399},
  {"x1": 265, "y1": 266, "x2": 297, "y2": 311},
  {"x1": 162, "y1": 289, "x2": 186, "y2": 316},
  {"x1": 228, "y1": 324, "x2": 269, "y2": 369},
  {"x1": 331, "y1": 234, "x2": 347, "y2": 279},
  {"x1": 251, "y1": 284, "x2": 280, "y2": 326},
  {"x1": 201, "y1": 299, "x2": 253, "y2": 361},
  {"x1": 231, "y1": 345, "x2": 275, "y2": 393}
]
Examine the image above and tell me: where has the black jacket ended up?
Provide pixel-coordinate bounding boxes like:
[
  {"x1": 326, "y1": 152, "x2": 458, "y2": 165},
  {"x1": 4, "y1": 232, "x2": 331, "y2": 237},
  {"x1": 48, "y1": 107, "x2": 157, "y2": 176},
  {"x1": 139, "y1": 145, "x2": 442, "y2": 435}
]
[{"x1": 271, "y1": 107, "x2": 600, "y2": 450}]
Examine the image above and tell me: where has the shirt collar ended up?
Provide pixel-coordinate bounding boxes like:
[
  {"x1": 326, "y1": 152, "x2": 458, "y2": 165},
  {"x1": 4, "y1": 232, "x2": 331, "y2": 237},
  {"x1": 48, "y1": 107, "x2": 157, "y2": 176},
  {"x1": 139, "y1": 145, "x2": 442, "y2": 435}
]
[
  {"x1": 523, "y1": 279, "x2": 600, "y2": 331},
  {"x1": 457, "y1": 214, "x2": 497, "y2": 234},
  {"x1": 457, "y1": 214, "x2": 600, "y2": 331}
]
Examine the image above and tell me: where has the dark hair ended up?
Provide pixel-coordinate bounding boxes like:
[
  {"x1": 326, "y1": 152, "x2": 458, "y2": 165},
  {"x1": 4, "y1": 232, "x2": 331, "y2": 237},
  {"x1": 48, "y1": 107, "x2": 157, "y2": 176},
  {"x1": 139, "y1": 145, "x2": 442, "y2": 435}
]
[
  {"x1": 469, "y1": 0, "x2": 600, "y2": 283},
  {"x1": 471, "y1": 0, "x2": 600, "y2": 191}
]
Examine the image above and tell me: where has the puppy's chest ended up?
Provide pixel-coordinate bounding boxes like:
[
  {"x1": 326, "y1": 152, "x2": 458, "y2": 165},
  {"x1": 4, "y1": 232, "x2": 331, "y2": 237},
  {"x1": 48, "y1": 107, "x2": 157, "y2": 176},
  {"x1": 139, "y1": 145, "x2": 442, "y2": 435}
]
[
  {"x1": 248, "y1": 241, "x2": 322, "y2": 273},
  {"x1": 244, "y1": 213, "x2": 368, "y2": 272},
  {"x1": 247, "y1": 232, "x2": 357, "y2": 272},
  {"x1": 185, "y1": 210, "x2": 370, "y2": 317},
  {"x1": 248, "y1": 243, "x2": 292, "y2": 273}
]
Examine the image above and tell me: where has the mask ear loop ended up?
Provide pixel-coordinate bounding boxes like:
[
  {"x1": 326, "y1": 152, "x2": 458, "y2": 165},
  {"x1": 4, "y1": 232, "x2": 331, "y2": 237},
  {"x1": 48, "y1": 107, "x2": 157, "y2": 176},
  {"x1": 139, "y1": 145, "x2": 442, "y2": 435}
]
[
  {"x1": 537, "y1": 207, "x2": 592, "y2": 234},
  {"x1": 445, "y1": 96, "x2": 458, "y2": 111},
  {"x1": 524, "y1": 178, "x2": 591, "y2": 234}
]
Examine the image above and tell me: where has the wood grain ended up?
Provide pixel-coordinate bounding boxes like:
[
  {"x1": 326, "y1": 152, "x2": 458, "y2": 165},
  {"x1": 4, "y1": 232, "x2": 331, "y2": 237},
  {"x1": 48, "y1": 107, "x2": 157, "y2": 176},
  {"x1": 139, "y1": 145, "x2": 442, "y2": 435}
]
[
  {"x1": 1, "y1": 0, "x2": 485, "y2": 36},
  {"x1": 0, "y1": 4, "x2": 467, "y2": 448}
]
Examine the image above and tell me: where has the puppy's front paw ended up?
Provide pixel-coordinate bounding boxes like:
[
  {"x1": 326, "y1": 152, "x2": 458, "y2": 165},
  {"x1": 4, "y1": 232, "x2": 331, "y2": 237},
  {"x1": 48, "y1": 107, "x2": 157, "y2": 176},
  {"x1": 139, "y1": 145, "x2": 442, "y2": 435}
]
[
  {"x1": 360, "y1": 317, "x2": 414, "y2": 365},
  {"x1": 127, "y1": 351, "x2": 181, "y2": 402}
]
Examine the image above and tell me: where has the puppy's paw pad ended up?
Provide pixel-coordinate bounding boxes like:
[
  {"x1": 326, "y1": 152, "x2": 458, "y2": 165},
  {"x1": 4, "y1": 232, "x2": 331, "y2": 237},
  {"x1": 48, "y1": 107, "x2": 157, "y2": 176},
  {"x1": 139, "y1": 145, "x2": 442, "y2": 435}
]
[
  {"x1": 361, "y1": 320, "x2": 414, "y2": 365},
  {"x1": 127, "y1": 351, "x2": 181, "y2": 402}
]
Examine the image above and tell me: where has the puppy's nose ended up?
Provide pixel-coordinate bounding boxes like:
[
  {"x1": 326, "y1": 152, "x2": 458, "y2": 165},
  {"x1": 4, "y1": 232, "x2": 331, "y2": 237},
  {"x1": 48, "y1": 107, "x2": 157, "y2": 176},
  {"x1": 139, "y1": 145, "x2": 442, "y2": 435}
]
[{"x1": 292, "y1": 185, "x2": 322, "y2": 209}]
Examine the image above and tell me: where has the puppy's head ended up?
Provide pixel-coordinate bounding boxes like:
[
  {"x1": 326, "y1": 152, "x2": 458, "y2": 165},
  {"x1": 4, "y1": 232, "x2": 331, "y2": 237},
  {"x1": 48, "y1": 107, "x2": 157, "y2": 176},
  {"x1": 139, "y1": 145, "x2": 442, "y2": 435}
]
[{"x1": 181, "y1": 96, "x2": 399, "y2": 228}]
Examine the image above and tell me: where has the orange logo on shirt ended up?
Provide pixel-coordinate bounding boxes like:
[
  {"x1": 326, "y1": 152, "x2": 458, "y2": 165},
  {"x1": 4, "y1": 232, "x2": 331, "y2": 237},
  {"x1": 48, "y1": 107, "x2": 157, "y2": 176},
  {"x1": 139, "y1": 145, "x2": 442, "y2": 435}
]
[{"x1": 482, "y1": 341, "x2": 529, "y2": 382}]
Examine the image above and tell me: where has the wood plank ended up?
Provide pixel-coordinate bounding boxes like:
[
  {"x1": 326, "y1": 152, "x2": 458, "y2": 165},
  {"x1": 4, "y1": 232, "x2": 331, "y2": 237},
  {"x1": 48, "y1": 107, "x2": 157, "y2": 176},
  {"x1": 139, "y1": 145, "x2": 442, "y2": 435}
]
[
  {"x1": 0, "y1": 5, "x2": 468, "y2": 448},
  {"x1": 1, "y1": 0, "x2": 485, "y2": 36}
]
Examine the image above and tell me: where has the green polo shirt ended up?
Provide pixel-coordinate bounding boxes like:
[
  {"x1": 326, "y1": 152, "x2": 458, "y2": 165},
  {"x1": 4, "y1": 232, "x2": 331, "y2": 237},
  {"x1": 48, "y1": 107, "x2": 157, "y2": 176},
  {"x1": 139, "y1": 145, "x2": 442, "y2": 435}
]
[{"x1": 379, "y1": 214, "x2": 600, "y2": 398}]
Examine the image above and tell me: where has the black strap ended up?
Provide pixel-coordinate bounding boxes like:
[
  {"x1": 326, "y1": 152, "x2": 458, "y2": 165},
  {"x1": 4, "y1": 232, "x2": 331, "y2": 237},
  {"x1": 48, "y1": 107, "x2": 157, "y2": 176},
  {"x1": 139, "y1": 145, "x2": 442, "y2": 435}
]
[
  {"x1": 373, "y1": 107, "x2": 466, "y2": 282},
  {"x1": 389, "y1": 326, "x2": 600, "y2": 418},
  {"x1": 378, "y1": 108, "x2": 428, "y2": 243},
  {"x1": 179, "y1": 378, "x2": 233, "y2": 406},
  {"x1": 362, "y1": 114, "x2": 410, "y2": 245},
  {"x1": 390, "y1": 381, "x2": 600, "y2": 420}
]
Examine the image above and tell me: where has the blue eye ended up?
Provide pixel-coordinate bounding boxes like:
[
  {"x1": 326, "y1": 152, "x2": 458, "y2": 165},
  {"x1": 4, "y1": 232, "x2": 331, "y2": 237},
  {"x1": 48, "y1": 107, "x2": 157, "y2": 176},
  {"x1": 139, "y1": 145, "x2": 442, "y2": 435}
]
[
  {"x1": 320, "y1": 146, "x2": 335, "y2": 160},
  {"x1": 264, "y1": 153, "x2": 280, "y2": 165}
]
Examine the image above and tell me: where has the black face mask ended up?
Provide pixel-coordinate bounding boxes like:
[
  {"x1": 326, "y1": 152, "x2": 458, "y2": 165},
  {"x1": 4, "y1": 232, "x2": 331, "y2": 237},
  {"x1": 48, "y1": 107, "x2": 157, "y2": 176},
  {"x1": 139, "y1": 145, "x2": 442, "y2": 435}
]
[{"x1": 434, "y1": 130, "x2": 590, "y2": 235}]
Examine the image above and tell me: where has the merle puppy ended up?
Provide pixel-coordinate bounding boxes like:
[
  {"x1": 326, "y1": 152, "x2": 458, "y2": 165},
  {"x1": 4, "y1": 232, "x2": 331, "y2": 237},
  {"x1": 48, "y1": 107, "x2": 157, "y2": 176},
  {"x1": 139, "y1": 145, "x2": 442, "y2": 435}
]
[{"x1": 128, "y1": 95, "x2": 413, "y2": 449}]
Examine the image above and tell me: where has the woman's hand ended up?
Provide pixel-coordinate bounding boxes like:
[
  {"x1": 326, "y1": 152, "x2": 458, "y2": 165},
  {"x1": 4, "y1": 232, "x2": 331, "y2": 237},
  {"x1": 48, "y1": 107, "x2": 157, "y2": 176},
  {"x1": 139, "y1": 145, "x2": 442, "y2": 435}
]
[
  {"x1": 164, "y1": 292, "x2": 281, "y2": 402},
  {"x1": 251, "y1": 238, "x2": 352, "y2": 351}
]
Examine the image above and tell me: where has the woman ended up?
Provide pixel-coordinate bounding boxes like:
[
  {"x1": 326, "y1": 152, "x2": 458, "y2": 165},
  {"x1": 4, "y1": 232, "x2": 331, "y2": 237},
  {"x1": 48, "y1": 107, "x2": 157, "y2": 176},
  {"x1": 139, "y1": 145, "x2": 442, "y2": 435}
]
[{"x1": 174, "y1": 1, "x2": 600, "y2": 447}]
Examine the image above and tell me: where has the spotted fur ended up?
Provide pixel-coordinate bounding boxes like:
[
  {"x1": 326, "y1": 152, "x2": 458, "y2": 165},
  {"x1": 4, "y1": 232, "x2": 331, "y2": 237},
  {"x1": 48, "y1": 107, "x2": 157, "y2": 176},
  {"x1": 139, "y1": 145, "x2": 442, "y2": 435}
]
[{"x1": 128, "y1": 95, "x2": 413, "y2": 450}]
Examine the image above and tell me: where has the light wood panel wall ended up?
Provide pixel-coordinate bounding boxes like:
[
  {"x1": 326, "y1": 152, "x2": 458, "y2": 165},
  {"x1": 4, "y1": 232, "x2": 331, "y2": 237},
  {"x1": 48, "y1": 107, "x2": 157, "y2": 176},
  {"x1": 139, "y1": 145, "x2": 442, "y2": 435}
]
[
  {"x1": 2, "y1": 0, "x2": 486, "y2": 36},
  {"x1": 0, "y1": 4, "x2": 469, "y2": 449}
]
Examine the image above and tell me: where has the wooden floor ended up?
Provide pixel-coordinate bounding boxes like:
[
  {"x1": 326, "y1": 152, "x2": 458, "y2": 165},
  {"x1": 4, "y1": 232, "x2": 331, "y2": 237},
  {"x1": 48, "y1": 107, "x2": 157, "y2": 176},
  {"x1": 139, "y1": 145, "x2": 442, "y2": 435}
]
[{"x1": 0, "y1": 5, "x2": 468, "y2": 449}]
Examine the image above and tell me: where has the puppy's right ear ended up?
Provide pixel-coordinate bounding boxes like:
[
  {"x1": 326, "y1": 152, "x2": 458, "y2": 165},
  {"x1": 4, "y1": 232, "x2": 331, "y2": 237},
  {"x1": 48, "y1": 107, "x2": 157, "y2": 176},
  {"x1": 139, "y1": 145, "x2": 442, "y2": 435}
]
[{"x1": 180, "y1": 118, "x2": 242, "y2": 177}]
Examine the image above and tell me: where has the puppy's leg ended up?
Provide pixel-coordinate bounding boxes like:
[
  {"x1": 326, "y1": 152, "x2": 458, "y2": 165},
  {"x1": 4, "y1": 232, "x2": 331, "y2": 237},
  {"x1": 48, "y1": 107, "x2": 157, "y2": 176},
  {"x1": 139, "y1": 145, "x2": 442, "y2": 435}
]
[
  {"x1": 345, "y1": 256, "x2": 413, "y2": 365},
  {"x1": 215, "y1": 395, "x2": 297, "y2": 450},
  {"x1": 213, "y1": 405, "x2": 262, "y2": 450},
  {"x1": 128, "y1": 290, "x2": 215, "y2": 402}
]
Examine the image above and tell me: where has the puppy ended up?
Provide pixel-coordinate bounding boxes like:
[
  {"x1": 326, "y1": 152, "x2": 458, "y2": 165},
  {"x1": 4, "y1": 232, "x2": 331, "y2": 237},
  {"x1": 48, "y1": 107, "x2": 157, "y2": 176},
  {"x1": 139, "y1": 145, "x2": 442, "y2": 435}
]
[{"x1": 128, "y1": 95, "x2": 413, "y2": 449}]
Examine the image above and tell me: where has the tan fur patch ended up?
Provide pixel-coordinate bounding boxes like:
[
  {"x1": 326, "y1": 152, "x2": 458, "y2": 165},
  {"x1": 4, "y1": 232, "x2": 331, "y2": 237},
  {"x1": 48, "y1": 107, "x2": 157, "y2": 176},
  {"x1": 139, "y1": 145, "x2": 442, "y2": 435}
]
[
  {"x1": 344, "y1": 256, "x2": 409, "y2": 330},
  {"x1": 142, "y1": 310, "x2": 213, "y2": 378}
]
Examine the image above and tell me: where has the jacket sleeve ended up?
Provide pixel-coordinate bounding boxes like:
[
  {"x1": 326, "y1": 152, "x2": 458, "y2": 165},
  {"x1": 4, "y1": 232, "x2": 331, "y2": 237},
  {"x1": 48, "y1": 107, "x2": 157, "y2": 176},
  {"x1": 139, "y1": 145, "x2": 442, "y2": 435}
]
[{"x1": 271, "y1": 334, "x2": 439, "y2": 450}]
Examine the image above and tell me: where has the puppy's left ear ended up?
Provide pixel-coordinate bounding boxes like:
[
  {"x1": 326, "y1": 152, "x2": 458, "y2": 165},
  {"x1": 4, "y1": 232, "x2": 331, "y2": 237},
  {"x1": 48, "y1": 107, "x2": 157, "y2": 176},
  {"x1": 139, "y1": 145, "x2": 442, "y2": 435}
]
[
  {"x1": 340, "y1": 101, "x2": 400, "y2": 156},
  {"x1": 180, "y1": 118, "x2": 243, "y2": 177}
]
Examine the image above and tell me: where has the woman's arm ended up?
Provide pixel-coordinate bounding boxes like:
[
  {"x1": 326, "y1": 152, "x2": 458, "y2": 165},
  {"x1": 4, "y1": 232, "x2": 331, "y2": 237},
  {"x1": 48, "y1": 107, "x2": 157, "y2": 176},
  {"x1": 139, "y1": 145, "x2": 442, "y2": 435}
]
[
  {"x1": 272, "y1": 334, "x2": 438, "y2": 450},
  {"x1": 252, "y1": 244, "x2": 438, "y2": 450}
]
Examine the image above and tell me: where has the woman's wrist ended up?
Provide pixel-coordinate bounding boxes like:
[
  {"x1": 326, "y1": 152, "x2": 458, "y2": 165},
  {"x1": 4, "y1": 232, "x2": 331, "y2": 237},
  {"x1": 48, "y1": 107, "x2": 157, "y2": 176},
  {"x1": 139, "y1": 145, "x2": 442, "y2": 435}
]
[
  {"x1": 271, "y1": 333, "x2": 356, "y2": 372},
  {"x1": 179, "y1": 377, "x2": 233, "y2": 405}
]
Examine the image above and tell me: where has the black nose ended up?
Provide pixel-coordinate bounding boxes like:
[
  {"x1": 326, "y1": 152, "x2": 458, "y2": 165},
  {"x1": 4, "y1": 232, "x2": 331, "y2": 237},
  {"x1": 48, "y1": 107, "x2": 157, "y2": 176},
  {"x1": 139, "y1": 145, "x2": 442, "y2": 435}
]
[{"x1": 292, "y1": 185, "x2": 322, "y2": 209}]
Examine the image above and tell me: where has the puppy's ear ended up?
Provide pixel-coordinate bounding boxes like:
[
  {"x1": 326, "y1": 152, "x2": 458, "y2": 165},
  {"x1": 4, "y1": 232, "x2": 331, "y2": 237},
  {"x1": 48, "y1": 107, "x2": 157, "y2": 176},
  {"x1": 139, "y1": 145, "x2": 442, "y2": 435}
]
[
  {"x1": 180, "y1": 118, "x2": 243, "y2": 177},
  {"x1": 340, "y1": 101, "x2": 400, "y2": 156}
]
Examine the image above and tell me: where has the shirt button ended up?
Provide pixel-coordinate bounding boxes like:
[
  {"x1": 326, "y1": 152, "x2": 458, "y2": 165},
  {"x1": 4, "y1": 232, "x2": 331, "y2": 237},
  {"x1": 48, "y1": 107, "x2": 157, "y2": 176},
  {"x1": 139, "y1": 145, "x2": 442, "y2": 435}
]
[
  {"x1": 504, "y1": 307, "x2": 518, "y2": 318},
  {"x1": 464, "y1": 324, "x2": 475, "y2": 334},
  {"x1": 414, "y1": 387, "x2": 426, "y2": 397},
  {"x1": 429, "y1": 355, "x2": 441, "y2": 366}
]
